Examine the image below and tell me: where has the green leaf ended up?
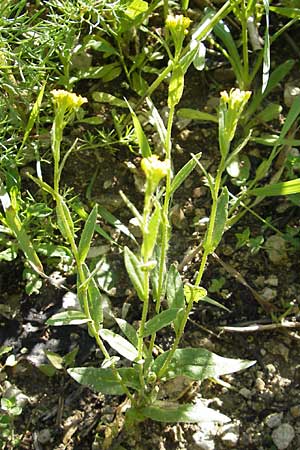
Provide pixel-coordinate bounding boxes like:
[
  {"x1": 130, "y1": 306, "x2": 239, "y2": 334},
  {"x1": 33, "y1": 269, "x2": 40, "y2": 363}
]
[
  {"x1": 201, "y1": 296, "x2": 230, "y2": 312},
  {"x1": 153, "y1": 347, "x2": 255, "y2": 382},
  {"x1": 0, "y1": 346, "x2": 12, "y2": 358},
  {"x1": 206, "y1": 187, "x2": 229, "y2": 253},
  {"x1": 125, "y1": 0, "x2": 148, "y2": 19},
  {"x1": 177, "y1": 108, "x2": 218, "y2": 123},
  {"x1": 71, "y1": 63, "x2": 121, "y2": 82},
  {"x1": 78, "y1": 205, "x2": 98, "y2": 264},
  {"x1": 46, "y1": 311, "x2": 89, "y2": 326},
  {"x1": 92, "y1": 92, "x2": 127, "y2": 107},
  {"x1": 56, "y1": 199, "x2": 74, "y2": 244},
  {"x1": 269, "y1": 6, "x2": 300, "y2": 18},
  {"x1": 170, "y1": 152, "x2": 201, "y2": 195},
  {"x1": 126, "y1": 101, "x2": 151, "y2": 157},
  {"x1": 140, "y1": 400, "x2": 230, "y2": 423},
  {"x1": 86, "y1": 266, "x2": 103, "y2": 331},
  {"x1": 45, "y1": 350, "x2": 64, "y2": 370},
  {"x1": 168, "y1": 65, "x2": 184, "y2": 109},
  {"x1": 124, "y1": 246, "x2": 146, "y2": 302},
  {"x1": 142, "y1": 309, "x2": 182, "y2": 337},
  {"x1": 262, "y1": 0, "x2": 270, "y2": 93},
  {"x1": 166, "y1": 265, "x2": 185, "y2": 335},
  {"x1": 68, "y1": 367, "x2": 140, "y2": 394},
  {"x1": 141, "y1": 205, "x2": 160, "y2": 261},
  {"x1": 115, "y1": 318, "x2": 138, "y2": 348},
  {"x1": 99, "y1": 329, "x2": 138, "y2": 361},
  {"x1": 20, "y1": 82, "x2": 45, "y2": 151},
  {"x1": 250, "y1": 178, "x2": 300, "y2": 197},
  {"x1": 213, "y1": 20, "x2": 243, "y2": 86},
  {"x1": 98, "y1": 205, "x2": 137, "y2": 243},
  {"x1": 184, "y1": 284, "x2": 207, "y2": 303}
]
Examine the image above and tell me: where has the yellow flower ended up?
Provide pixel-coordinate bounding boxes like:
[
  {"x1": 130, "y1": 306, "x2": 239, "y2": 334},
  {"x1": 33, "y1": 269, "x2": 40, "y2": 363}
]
[
  {"x1": 166, "y1": 14, "x2": 191, "y2": 34},
  {"x1": 51, "y1": 89, "x2": 87, "y2": 110},
  {"x1": 141, "y1": 155, "x2": 170, "y2": 192}
]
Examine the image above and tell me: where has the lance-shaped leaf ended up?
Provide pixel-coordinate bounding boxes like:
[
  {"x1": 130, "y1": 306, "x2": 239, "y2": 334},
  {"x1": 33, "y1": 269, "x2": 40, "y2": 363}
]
[
  {"x1": 140, "y1": 399, "x2": 230, "y2": 423},
  {"x1": 166, "y1": 265, "x2": 185, "y2": 334},
  {"x1": 46, "y1": 310, "x2": 90, "y2": 326},
  {"x1": 68, "y1": 367, "x2": 140, "y2": 395},
  {"x1": 170, "y1": 152, "x2": 201, "y2": 195},
  {"x1": 153, "y1": 347, "x2": 255, "y2": 382},
  {"x1": 126, "y1": 101, "x2": 151, "y2": 157},
  {"x1": 124, "y1": 246, "x2": 146, "y2": 302},
  {"x1": 115, "y1": 318, "x2": 138, "y2": 348},
  {"x1": 78, "y1": 205, "x2": 98, "y2": 264},
  {"x1": 142, "y1": 309, "x2": 182, "y2": 337},
  {"x1": 99, "y1": 329, "x2": 138, "y2": 361},
  {"x1": 168, "y1": 65, "x2": 184, "y2": 109},
  {"x1": 206, "y1": 187, "x2": 229, "y2": 253},
  {"x1": 87, "y1": 270, "x2": 103, "y2": 331},
  {"x1": 250, "y1": 178, "x2": 300, "y2": 197},
  {"x1": 141, "y1": 205, "x2": 161, "y2": 261}
]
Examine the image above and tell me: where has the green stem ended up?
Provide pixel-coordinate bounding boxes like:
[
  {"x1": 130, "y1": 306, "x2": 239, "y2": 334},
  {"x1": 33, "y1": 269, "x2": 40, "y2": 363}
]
[{"x1": 241, "y1": 5, "x2": 249, "y2": 89}]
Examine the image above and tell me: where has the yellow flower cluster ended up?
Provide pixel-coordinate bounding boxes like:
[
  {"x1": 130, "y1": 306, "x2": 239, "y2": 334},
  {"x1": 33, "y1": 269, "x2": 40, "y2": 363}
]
[
  {"x1": 166, "y1": 14, "x2": 191, "y2": 34},
  {"x1": 220, "y1": 88, "x2": 251, "y2": 112},
  {"x1": 141, "y1": 155, "x2": 170, "y2": 181},
  {"x1": 51, "y1": 89, "x2": 87, "y2": 110}
]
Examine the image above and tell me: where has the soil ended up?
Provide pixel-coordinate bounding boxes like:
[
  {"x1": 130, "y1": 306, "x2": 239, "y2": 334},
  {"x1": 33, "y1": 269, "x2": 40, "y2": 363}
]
[{"x1": 1, "y1": 10, "x2": 300, "y2": 450}]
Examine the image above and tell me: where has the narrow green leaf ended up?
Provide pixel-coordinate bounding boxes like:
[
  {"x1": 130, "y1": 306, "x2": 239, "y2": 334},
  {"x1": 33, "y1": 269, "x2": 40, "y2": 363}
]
[
  {"x1": 5, "y1": 207, "x2": 44, "y2": 275},
  {"x1": 270, "y1": 6, "x2": 300, "y2": 18},
  {"x1": 68, "y1": 367, "x2": 140, "y2": 394},
  {"x1": 78, "y1": 205, "x2": 98, "y2": 264},
  {"x1": 168, "y1": 65, "x2": 184, "y2": 108},
  {"x1": 207, "y1": 187, "x2": 229, "y2": 253},
  {"x1": 213, "y1": 20, "x2": 243, "y2": 85},
  {"x1": 145, "y1": 97, "x2": 166, "y2": 144},
  {"x1": 98, "y1": 205, "x2": 137, "y2": 243},
  {"x1": 262, "y1": 0, "x2": 270, "y2": 93},
  {"x1": 250, "y1": 178, "x2": 300, "y2": 197},
  {"x1": 170, "y1": 152, "x2": 201, "y2": 195},
  {"x1": 141, "y1": 400, "x2": 230, "y2": 423},
  {"x1": 141, "y1": 205, "x2": 161, "y2": 261},
  {"x1": 56, "y1": 200, "x2": 75, "y2": 244},
  {"x1": 46, "y1": 310, "x2": 89, "y2": 326},
  {"x1": 125, "y1": 0, "x2": 148, "y2": 19},
  {"x1": 20, "y1": 82, "x2": 46, "y2": 151},
  {"x1": 153, "y1": 347, "x2": 255, "y2": 382},
  {"x1": 166, "y1": 265, "x2": 185, "y2": 334},
  {"x1": 201, "y1": 296, "x2": 230, "y2": 312},
  {"x1": 99, "y1": 329, "x2": 138, "y2": 361},
  {"x1": 126, "y1": 101, "x2": 151, "y2": 157},
  {"x1": 142, "y1": 308, "x2": 181, "y2": 337},
  {"x1": 92, "y1": 92, "x2": 127, "y2": 107},
  {"x1": 87, "y1": 267, "x2": 103, "y2": 331},
  {"x1": 124, "y1": 246, "x2": 146, "y2": 302},
  {"x1": 184, "y1": 284, "x2": 207, "y2": 303},
  {"x1": 115, "y1": 318, "x2": 138, "y2": 348},
  {"x1": 177, "y1": 108, "x2": 218, "y2": 123}
]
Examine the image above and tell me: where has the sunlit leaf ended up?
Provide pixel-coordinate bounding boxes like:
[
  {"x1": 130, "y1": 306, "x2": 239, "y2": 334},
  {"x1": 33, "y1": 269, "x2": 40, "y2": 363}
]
[
  {"x1": 142, "y1": 308, "x2": 182, "y2": 337},
  {"x1": 170, "y1": 152, "x2": 201, "y2": 195},
  {"x1": 184, "y1": 284, "x2": 207, "y2": 303},
  {"x1": 168, "y1": 65, "x2": 184, "y2": 108},
  {"x1": 153, "y1": 347, "x2": 255, "y2": 381},
  {"x1": 46, "y1": 310, "x2": 89, "y2": 326},
  {"x1": 99, "y1": 329, "x2": 138, "y2": 361},
  {"x1": 124, "y1": 246, "x2": 146, "y2": 302},
  {"x1": 68, "y1": 367, "x2": 140, "y2": 394},
  {"x1": 78, "y1": 205, "x2": 98, "y2": 264},
  {"x1": 141, "y1": 400, "x2": 230, "y2": 423}
]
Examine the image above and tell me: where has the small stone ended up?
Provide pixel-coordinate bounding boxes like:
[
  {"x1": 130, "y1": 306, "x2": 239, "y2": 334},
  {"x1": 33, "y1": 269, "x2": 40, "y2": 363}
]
[
  {"x1": 37, "y1": 428, "x2": 52, "y2": 444},
  {"x1": 192, "y1": 432, "x2": 215, "y2": 450},
  {"x1": 239, "y1": 387, "x2": 252, "y2": 400},
  {"x1": 221, "y1": 432, "x2": 239, "y2": 448},
  {"x1": 265, "y1": 412, "x2": 283, "y2": 428},
  {"x1": 260, "y1": 348, "x2": 267, "y2": 356},
  {"x1": 290, "y1": 405, "x2": 300, "y2": 418},
  {"x1": 265, "y1": 235, "x2": 288, "y2": 264},
  {"x1": 255, "y1": 377, "x2": 265, "y2": 392},
  {"x1": 284, "y1": 82, "x2": 300, "y2": 107},
  {"x1": 272, "y1": 423, "x2": 295, "y2": 449},
  {"x1": 266, "y1": 363, "x2": 276, "y2": 376}
]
